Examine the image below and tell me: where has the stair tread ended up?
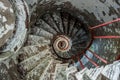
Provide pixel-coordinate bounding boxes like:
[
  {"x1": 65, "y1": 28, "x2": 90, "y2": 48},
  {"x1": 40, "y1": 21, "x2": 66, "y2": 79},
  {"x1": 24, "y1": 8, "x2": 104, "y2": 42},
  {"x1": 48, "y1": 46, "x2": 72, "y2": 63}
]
[
  {"x1": 101, "y1": 62, "x2": 120, "y2": 80},
  {"x1": 61, "y1": 12, "x2": 69, "y2": 34},
  {"x1": 36, "y1": 19, "x2": 57, "y2": 35},
  {"x1": 86, "y1": 67, "x2": 104, "y2": 80},
  {"x1": 68, "y1": 17, "x2": 76, "y2": 36},
  {"x1": 18, "y1": 45, "x2": 49, "y2": 62},
  {"x1": 75, "y1": 68, "x2": 89, "y2": 80},
  {"x1": 30, "y1": 27, "x2": 53, "y2": 39},
  {"x1": 40, "y1": 59, "x2": 62, "y2": 80},
  {"x1": 52, "y1": 12, "x2": 64, "y2": 33},
  {"x1": 66, "y1": 66, "x2": 78, "y2": 80},
  {"x1": 19, "y1": 48, "x2": 51, "y2": 72},
  {"x1": 26, "y1": 35, "x2": 50, "y2": 46},
  {"x1": 42, "y1": 14, "x2": 60, "y2": 33},
  {"x1": 77, "y1": 61, "x2": 120, "y2": 80},
  {"x1": 54, "y1": 63, "x2": 69, "y2": 80},
  {"x1": 26, "y1": 56, "x2": 52, "y2": 80}
]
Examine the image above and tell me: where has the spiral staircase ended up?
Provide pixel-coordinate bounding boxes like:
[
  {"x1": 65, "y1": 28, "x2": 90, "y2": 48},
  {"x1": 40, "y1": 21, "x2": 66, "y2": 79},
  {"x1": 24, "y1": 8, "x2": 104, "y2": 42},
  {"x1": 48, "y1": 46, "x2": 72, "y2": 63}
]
[{"x1": 0, "y1": 0, "x2": 120, "y2": 80}]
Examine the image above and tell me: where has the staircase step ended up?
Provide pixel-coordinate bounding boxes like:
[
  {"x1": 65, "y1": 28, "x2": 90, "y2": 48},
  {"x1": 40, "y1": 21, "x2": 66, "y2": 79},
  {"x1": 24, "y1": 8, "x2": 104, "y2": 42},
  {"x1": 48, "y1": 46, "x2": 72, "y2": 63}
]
[
  {"x1": 30, "y1": 26, "x2": 53, "y2": 39},
  {"x1": 85, "y1": 67, "x2": 104, "y2": 80},
  {"x1": 36, "y1": 19, "x2": 57, "y2": 35},
  {"x1": 101, "y1": 61, "x2": 120, "y2": 80},
  {"x1": 19, "y1": 48, "x2": 51, "y2": 72},
  {"x1": 40, "y1": 60, "x2": 62, "y2": 80},
  {"x1": 54, "y1": 63, "x2": 69, "y2": 80},
  {"x1": 52, "y1": 12, "x2": 64, "y2": 33},
  {"x1": 42, "y1": 14, "x2": 60, "y2": 33},
  {"x1": 26, "y1": 35, "x2": 50, "y2": 46},
  {"x1": 66, "y1": 66, "x2": 78, "y2": 80},
  {"x1": 26, "y1": 56, "x2": 52, "y2": 80},
  {"x1": 96, "y1": 73, "x2": 110, "y2": 80},
  {"x1": 18, "y1": 45, "x2": 49, "y2": 62},
  {"x1": 75, "y1": 68, "x2": 89, "y2": 80},
  {"x1": 83, "y1": 73, "x2": 92, "y2": 80},
  {"x1": 71, "y1": 28, "x2": 78, "y2": 38},
  {"x1": 61, "y1": 12, "x2": 69, "y2": 34},
  {"x1": 68, "y1": 17, "x2": 76, "y2": 36},
  {"x1": 75, "y1": 61, "x2": 120, "y2": 80}
]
